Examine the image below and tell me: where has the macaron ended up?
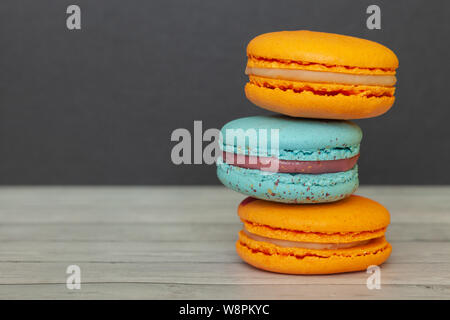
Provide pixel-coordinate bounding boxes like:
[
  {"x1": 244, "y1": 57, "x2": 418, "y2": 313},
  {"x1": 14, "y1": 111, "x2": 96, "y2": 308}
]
[
  {"x1": 236, "y1": 195, "x2": 392, "y2": 274},
  {"x1": 216, "y1": 115, "x2": 362, "y2": 203},
  {"x1": 245, "y1": 30, "x2": 399, "y2": 119}
]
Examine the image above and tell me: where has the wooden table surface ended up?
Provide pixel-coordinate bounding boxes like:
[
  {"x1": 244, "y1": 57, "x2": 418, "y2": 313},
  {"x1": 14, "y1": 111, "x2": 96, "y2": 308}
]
[{"x1": 0, "y1": 186, "x2": 449, "y2": 299}]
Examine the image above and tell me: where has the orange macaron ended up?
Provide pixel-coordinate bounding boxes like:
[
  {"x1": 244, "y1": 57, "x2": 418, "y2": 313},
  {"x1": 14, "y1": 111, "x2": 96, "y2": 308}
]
[
  {"x1": 236, "y1": 195, "x2": 392, "y2": 274},
  {"x1": 245, "y1": 30, "x2": 399, "y2": 119}
]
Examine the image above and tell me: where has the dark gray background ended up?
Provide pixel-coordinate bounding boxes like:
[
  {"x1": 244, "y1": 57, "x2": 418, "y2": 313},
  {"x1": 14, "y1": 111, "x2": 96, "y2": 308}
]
[{"x1": 1, "y1": 0, "x2": 448, "y2": 185}]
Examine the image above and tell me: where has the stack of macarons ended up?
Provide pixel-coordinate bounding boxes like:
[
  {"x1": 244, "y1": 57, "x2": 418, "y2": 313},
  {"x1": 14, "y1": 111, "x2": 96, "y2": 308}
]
[{"x1": 217, "y1": 30, "x2": 398, "y2": 274}]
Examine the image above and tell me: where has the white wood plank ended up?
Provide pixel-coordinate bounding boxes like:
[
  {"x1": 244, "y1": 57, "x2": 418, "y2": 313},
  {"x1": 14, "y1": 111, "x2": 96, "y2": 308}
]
[
  {"x1": 0, "y1": 186, "x2": 448, "y2": 299},
  {"x1": 0, "y1": 283, "x2": 449, "y2": 300}
]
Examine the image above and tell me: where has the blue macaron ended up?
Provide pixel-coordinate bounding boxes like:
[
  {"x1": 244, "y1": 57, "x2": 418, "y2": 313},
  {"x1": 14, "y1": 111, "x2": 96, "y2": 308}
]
[{"x1": 216, "y1": 115, "x2": 362, "y2": 203}]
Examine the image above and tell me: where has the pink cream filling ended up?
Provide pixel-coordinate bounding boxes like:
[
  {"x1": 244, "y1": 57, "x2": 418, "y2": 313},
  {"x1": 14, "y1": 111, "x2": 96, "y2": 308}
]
[
  {"x1": 223, "y1": 151, "x2": 359, "y2": 174},
  {"x1": 243, "y1": 228, "x2": 372, "y2": 250},
  {"x1": 245, "y1": 67, "x2": 396, "y2": 86}
]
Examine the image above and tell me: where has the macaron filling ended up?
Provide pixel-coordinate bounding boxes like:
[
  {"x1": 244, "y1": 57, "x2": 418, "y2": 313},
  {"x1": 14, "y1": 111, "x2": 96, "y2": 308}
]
[
  {"x1": 245, "y1": 67, "x2": 396, "y2": 87},
  {"x1": 243, "y1": 228, "x2": 373, "y2": 250},
  {"x1": 223, "y1": 151, "x2": 359, "y2": 174}
]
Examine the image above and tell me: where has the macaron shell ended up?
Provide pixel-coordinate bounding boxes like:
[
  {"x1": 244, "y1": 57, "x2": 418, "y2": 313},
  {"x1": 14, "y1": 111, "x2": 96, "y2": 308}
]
[
  {"x1": 221, "y1": 115, "x2": 362, "y2": 161},
  {"x1": 217, "y1": 158, "x2": 358, "y2": 203},
  {"x1": 236, "y1": 232, "x2": 392, "y2": 274},
  {"x1": 238, "y1": 195, "x2": 390, "y2": 234},
  {"x1": 247, "y1": 30, "x2": 399, "y2": 71},
  {"x1": 245, "y1": 82, "x2": 395, "y2": 120}
]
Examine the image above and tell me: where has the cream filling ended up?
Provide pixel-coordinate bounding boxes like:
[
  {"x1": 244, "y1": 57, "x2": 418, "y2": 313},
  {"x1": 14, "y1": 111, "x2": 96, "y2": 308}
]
[
  {"x1": 243, "y1": 228, "x2": 372, "y2": 250},
  {"x1": 245, "y1": 67, "x2": 396, "y2": 86}
]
